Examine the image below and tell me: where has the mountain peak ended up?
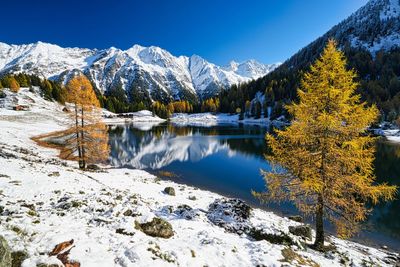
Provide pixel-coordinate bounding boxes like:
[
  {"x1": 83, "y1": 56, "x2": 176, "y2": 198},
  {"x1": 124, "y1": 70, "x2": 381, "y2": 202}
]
[{"x1": 0, "y1": 41, "x2": 279, "y2": 101}]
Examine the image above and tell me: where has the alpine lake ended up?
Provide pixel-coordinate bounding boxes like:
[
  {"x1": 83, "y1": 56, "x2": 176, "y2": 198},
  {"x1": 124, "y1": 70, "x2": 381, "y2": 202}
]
[{"x1": 108, "y1": 122, "x2": 400, "y2": 250}]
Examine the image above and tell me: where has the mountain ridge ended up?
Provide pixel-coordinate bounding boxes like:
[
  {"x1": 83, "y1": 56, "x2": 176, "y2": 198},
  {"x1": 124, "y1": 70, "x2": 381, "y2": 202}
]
[{"x1": 0, "y1": 41, "x2": 280, "y2": 102}]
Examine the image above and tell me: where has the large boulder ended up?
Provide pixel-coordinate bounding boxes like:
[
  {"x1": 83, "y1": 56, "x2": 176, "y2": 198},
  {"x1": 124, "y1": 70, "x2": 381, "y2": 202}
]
[
  {"x1": 136, "y1": 217, "x2": 174, "y2": 238},
  {"x1": 207, "y1": 198, "x2": 252, "y2": 234},
  {"x1": 0, "y1": 236, "x2": 12, "y2": 267},
  {"x1": 164, "y1": 187, "x2": 175, "y2": 196}
]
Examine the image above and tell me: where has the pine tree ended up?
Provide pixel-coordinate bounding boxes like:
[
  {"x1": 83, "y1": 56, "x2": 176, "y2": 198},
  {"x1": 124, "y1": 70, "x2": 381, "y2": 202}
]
[
  {"x1": 63, "y1": 75, "x2": 109, "y2": 169},
  {"x1": 254, "y1": 40, "x2": 397, "y2": 250}
]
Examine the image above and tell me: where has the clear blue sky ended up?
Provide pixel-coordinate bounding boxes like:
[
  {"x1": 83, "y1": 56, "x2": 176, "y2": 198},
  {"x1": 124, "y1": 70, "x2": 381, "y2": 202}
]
[{"x1": 1, "y1": 0, "x2": 368, "y2": 65}]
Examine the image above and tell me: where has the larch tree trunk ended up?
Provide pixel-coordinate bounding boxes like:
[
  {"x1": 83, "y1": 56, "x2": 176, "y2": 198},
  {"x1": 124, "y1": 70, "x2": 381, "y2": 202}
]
[
  {"x1": 74, "y1": 103, "x2": 83, "y2": 169},
  {"x1": 314, "y1": 193, "x2": 325, "y2": 249},
  {"x1": 80, "y1": 107, "x2": 86, "y2": 169}
]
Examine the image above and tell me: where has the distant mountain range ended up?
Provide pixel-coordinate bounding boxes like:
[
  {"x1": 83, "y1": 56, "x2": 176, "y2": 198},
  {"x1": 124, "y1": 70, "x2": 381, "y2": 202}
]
[{"x1": 0, "y1": 42, "x2": 279, "y2": 102}]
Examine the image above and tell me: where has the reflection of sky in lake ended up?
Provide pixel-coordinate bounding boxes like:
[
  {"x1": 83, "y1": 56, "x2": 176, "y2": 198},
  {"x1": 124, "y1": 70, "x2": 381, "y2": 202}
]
[{"x1": 108, "y1": 122, "x2": 400, "y2": 250}]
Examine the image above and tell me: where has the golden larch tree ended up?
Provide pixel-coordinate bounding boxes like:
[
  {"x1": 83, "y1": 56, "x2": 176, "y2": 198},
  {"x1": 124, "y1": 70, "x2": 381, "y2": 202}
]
[
  {"x1": 63, "y1": 75, "x2": 109, "y2": 169},
  {"x1": 254, "y1": 40, "x2": 397, "y2": 250}
]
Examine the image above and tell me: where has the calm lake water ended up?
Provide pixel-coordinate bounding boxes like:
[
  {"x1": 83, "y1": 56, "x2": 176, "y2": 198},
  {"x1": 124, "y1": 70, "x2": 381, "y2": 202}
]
[{"x1": 108, "y1": 122, "x2": 400, "y2": 250}]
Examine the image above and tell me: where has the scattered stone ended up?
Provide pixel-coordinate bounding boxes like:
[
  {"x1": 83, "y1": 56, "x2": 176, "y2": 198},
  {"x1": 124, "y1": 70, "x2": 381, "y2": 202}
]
[
  {"x1": 56, "y1": 202, "x2": 72, "y2": 210},
  {"x1": 135, "y1": 217, "x2": 174, "y2": 239},
  {"x1": 71, "y1": 200, "x2": 84, "y2": 208},
  {"x1": 289, "y1": 225, "x2": 312, "y2": 240},
  {"x1": 249, "y1": 228, "x2": 293, "y2": 245},
  {"x1": 164, "y1": 187, "x2": 175, "y2": 196},
  {"x1": 188, "y1": 196, "x2": 197, "y2": 201},
  {"x1": 11, "y1": 250, "x2": 28, "y2": 267},
  {"x1": 207, "y1": 198, "x2": 252, "y2": 234},
  {"x1": 174, "y1": 204, "x2": 199, "y2": 220},
  {"x1": 0, "y1": 206, "x2": 4, "y2": 215},
  {"x1": 0, "y1": 236, "x2": 12, "y2": 267},
  {"x1": 123, "y1": 209, "x2": 134, "y2": 216},
  {"x1": 147, "y1": 243, "x2": 176, "y2": 263},
  {"x1": 62, "y1": 107, "x2": 70, "y2": 113},
  {"x1": 27, "y1": 210, "x2": 38, "y2": 217},
  {"x1": 116, "y1": 228, "x2": 135, "y2": 236},
  {"x1": 48, "y1": 172, "x2": 60, "y2": 177},
  {"x1": 86, "y1": 164, "x2": 100, "y2": 171},
  {"x1": 288, "y1": 215, "x2": 303, "y2": 223},
  {"x1": 381, "y1": 245, "x2": 388, "y2": 250}
]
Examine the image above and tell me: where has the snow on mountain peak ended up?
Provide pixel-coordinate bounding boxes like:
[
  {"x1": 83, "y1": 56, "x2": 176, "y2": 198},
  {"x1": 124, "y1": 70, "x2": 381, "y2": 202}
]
[{"x1": 0, "y1": 41, "x2": 279, "y2": 101}]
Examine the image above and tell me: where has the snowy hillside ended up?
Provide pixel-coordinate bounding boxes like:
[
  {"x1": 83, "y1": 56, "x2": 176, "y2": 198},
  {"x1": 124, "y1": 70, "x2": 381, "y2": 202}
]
[
  {"x1": 0, "y1": 88, "x2": 399, "y2": 266},
  {"x1": 0, "y1": 42, "x2": 279, "y2": 101}
]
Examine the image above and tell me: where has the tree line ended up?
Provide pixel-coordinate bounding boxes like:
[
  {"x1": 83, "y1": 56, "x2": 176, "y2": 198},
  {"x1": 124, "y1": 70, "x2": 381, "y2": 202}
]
[{"x1": 227, "y1": 45, "x2": 400, "y2": 123}]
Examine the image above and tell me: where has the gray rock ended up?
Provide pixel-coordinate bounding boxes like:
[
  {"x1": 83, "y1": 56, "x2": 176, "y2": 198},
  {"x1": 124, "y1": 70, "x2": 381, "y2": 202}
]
[
  {"x1": 135, "y1": 217, "x2": 174, "y2": 238},
  {"x1": 0, "y1": 236, "x2": 12, "y2": 267},
  {"x1": 207, "y1": 198, "x2": 252, "y2": 234},
  {"x1": 123, "y1": 209, "x2": 133, "y2": 216},
  {"x1": 174, "y1": 204, "x2": 199, "y2": 220},
  {"x1": 48, "y1": 172, "x2": 60, "y2": 177},
  {"x1": 289, "y1": 225, "x2": 312, "y2": 240},
  {"x1": 164, "y1": 187, "x2": 175, "y2": 196}
]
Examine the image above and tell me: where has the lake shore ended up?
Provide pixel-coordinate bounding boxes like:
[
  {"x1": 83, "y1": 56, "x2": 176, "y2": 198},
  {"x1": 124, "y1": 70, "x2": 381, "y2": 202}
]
[{"x1": 0, "y1": 88, "x2": 399, "y2": 266}]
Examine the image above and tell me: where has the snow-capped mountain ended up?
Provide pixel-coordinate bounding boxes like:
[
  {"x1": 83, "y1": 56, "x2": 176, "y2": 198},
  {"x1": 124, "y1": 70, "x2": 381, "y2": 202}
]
[
  {"x1": 281, "y1": 0, "x2": 400, "y2": 71},
  {"x1": 339, "y1": 0, "x2": 400, "y2": 53},
  {"x1": 0, "y1": 41, "x2": 278, "y2": 101}
]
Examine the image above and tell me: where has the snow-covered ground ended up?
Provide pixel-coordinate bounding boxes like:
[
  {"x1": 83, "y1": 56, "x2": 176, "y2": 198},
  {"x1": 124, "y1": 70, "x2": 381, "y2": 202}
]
[
  {"x1": 103, "y1": 110, "x2": 166, "y2": 125},
  {"x1": 372, "y1": 127, "x2": 400, "y2": 143},
  {"x1": 170, "y1": 112, "x2": 286, "y2": 127},
  {"x1": 0, "y1": 88, "x2": 399, "y2": 266},
  {"x1": 170, "y1": 113, "x2": 239, "y2": 127}
]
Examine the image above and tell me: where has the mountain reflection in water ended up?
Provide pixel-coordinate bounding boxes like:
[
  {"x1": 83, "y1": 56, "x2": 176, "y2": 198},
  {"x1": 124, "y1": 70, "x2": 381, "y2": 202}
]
[{"x1": 108, "y1": 122, "x2": 400, "y2": 250}]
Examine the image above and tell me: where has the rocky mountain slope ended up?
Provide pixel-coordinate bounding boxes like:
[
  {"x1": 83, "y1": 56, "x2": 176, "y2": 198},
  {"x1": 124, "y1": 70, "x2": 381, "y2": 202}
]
[
  {"x1": 281, "y1": 0, "x2": 400, "y2": 71},
  {"x1": 0, "y1": 42, "x2": 279, "y2": 102}
]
